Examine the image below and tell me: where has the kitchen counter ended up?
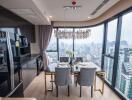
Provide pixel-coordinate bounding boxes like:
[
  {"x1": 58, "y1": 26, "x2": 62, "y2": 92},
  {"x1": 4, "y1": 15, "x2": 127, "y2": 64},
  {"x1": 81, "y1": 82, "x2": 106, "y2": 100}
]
[
  {"x1": 19, "y1": 54, "x2": 40, "y2": 66},
  {"x1": 20, "y1": 54, "x2": 42, "y2": 90},
  {"x1": 1, "y1": 98, "x2": 37, "y2": 100},
  {"x1": 0, "y1": 54, "x2": 41, "y2": 97}
]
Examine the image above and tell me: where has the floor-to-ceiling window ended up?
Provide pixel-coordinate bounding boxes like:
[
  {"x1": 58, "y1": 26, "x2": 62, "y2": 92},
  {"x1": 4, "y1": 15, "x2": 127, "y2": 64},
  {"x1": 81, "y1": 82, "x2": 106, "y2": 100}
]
[
  {"x1": 74, "y1": 24, "x2": 104, "y2": 66},
  {"x1": 46, "y1": 8, "x2": 132, "y2": 99},
  {"x1": 46, "y1": 8, "x2": 132, "y2": 100},
  {"x1": 74, "y1": 28, "x2": 91, "y2": 61},
  {"x1": 58, "y1": 28, "x2": 73, "y2": 57},
  {"x1": 104, "y1": 19, "x2": 118, "y2": 83},
  {"x1": 115, "y1": 11, "x2": 132, "y2": 100},
  {"x1": 57, "y1": 26, "x2": 103, "y2": 67}
]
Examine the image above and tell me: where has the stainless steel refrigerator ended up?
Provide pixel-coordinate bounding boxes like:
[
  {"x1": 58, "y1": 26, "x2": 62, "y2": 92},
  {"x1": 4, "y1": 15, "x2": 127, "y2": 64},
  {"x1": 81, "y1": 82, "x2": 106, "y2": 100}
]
[{"x1": 0, "y1": 31, "x2": 23, "y2": 97}]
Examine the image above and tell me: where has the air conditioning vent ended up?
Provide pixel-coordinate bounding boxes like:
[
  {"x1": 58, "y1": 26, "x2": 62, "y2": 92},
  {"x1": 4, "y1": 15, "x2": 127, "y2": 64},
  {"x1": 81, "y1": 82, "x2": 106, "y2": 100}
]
[
  {"x1": 10, "y1": 9, "x2": 35, "y2": 15},
  {"x1": 90, "y1": 0, "x2": 110, "y2": 15}
]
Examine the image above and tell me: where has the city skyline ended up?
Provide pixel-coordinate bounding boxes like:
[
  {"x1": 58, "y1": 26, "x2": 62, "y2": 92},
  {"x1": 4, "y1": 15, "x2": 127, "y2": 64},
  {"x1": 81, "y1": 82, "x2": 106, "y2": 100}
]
[{"x1": 46, "y1": 11, "x2": 132, "y2": 99}]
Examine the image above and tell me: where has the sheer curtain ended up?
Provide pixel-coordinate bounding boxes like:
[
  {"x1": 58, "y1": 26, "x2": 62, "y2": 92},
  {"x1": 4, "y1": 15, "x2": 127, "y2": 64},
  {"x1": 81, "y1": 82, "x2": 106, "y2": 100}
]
[{"x1": 38, "y1": 25, "x2": 53, "y2": 68}]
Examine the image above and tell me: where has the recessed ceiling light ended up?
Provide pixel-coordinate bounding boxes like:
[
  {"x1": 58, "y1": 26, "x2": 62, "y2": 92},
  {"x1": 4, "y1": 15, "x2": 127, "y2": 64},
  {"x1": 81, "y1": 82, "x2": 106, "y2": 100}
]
[
  {"x1": 88, "y1": 16, "x2": 91, "y2": 19},
  {"x1": 47, "y1": 17, "x2": 50, "y2": 22},
  {"x1": 49, "y1": 16, "x2": 52, "y2": 18}
]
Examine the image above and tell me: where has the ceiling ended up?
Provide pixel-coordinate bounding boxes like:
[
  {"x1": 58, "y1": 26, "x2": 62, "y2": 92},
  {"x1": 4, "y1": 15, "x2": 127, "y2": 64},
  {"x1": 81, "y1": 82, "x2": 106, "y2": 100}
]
[
  {"x1": 0, "y1": 0, "x2": 51, "y2": 25},
  {"x1": 0, "y1": 0, "x2": 120, "y2": 25}
]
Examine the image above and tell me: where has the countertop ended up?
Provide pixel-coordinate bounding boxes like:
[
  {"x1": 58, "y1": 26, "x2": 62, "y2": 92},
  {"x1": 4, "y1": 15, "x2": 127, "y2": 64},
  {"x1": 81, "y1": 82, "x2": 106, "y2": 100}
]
[
  {"x1": 1, "y1": 97, "x2": 37, "y2": 100},
  {"x1": 0, "y1": 54, "x2": 40, "y2": 72},
  {"x1": 19, "y1": 54, "x2": 40, "y2": 66}
]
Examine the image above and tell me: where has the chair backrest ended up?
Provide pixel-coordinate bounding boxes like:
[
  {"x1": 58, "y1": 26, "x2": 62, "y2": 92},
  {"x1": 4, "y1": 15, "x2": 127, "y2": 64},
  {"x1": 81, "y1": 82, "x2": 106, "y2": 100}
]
[
  {"x1": 79, "y1": 68, "x2": 96, "y2": 86},
  {"x1": 55, "y1": 67, "x2": 71, "y2": 86},
  {"x1": 59, "y1": 57, "x2": 69, "y2": 62},
  {"x1": 75, "y1": 57, "x2": 83, "y2": 62}
]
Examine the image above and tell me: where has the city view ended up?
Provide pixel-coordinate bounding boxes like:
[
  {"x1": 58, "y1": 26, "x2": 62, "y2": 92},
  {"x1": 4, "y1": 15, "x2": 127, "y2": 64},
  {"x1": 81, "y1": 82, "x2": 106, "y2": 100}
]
[
  {"x1": 46, "y1": 11, "x2": 132, "y2": 100},
  {"x1": 105, "y1": 40, "x2": 132, "y2": 100},
  {"x1": 47, "y1": 25, "x2": 104, "y2": 67},
  {"x1": 104, "y1": 11, "x2": 132, "y2": 100},
  {"x1": 0, "y1": 0, "x2": 131, "y2": 100}
]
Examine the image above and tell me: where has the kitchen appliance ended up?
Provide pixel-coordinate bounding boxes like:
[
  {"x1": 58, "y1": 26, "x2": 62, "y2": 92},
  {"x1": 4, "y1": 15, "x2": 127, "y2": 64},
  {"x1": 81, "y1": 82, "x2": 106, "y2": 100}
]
[
  {"x1": 0, "y1": 31, "x2": 22, "y2": 97},
  {"x1": 19, "y1": 35, "x2": 28, "y2": 47}
]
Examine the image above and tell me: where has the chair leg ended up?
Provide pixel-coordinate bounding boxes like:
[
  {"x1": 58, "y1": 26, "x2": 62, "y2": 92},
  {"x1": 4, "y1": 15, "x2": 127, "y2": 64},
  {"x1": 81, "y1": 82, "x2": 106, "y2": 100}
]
[
  {"x1": 80, "y1": 86, "x2": 82, "y2": 97},
  {"x1": 56, "y1": 86, "x2": 58, "y2": 97},
  {"x1": 68, "y1": 85, "x2": 70, "y2": 96},
  {"x1": 91, "y1": 86, "x2": 93, "y2": 98},
  {"x1": 51, "y1": 74, "x2": 53, "y2": 92},
  {"x1": 76, "y1": 80, "x2": 77, "y2": 87},
  {"x1": 74, "y1": 75, "x2": 77, "y2": 87}
]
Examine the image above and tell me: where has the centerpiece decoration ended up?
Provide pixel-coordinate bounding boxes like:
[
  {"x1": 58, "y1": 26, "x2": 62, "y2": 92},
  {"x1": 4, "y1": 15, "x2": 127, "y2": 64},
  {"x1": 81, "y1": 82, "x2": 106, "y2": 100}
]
[{"x1": 66, "y1": 50, "x2": 75, "y2": 66}]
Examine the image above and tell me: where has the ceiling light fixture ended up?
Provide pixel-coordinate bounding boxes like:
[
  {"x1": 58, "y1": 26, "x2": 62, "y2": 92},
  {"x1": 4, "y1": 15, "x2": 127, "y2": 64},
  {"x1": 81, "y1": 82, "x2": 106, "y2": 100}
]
[
  {"x1": 47, "y1": 17, "x2": 50, "y2": 22},
  {"x1": 63, "y1": 5, "x2": 82, "y2": 10},
  {"x1": 72, "y1": 0, "x2": 77, "y2": 5},
  {"x1": 49, "y1": 16, "x2": 52, "y2": 18},
  {"x1": 55, "y1": 0, "x2": 91, "y2": 39},
  {"x1": 54, "y1": 29, "x2": 91, "y2": 39},
  {"x1": 63, "y1": 0, "x2": 82, "y2": 10},
  {"x1": 88, "y1": 16, "x2": 91, "y2": 19},
  {"x1": 55, "y1": 4, "x2": 91, "y2": 39}
]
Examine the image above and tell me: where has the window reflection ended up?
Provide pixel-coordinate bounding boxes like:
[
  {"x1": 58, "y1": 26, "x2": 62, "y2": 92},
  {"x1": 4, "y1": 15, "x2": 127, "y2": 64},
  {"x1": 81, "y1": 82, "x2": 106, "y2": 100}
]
[
  {"x1": 74, "y1": 25, "x2": 104, "y2": 66},
  {"x1": 104, "y1": 19, "x2": 117, "y2": 84},
  {"x1": 59, "y1": 38, "x2": 73, "y2": 57},
  {"x1": 104, "y1": 57, "x2": 113, "y2": 83},
  {"x1": 106, "y1": 19, "x2": 118, "y2": 57},
  {"x1": 116, "y1": 12, "x2": 132, "y2": 100},
  {"x1": 0, "y1": 28, "x2": 15, "y2": 40}
]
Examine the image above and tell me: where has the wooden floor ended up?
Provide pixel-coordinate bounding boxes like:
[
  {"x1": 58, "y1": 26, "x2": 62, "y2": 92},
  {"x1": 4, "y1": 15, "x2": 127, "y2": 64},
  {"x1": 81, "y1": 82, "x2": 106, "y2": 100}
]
[{"x1": 24, "y1": 72, "x2": 121, "y2": 100}]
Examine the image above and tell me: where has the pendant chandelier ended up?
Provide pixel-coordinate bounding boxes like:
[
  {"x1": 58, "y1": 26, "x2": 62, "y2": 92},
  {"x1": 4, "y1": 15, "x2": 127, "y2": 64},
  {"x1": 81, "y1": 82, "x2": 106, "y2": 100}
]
[
  {"x1": 55, "y1": 0, "x2": 91, "y2": 39},
  {"x1": 54, "y1": 29, "x2": 91, "y2": 39}
]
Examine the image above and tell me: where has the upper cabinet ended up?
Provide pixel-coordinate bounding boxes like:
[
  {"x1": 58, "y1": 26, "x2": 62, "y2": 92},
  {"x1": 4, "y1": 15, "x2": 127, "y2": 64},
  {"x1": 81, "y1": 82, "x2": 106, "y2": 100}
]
[
  {"x1": 18, "y1": 25, "x2": 35, "y2": 43},
  {"x1": 0, "y1": 6, "x2": 36, "y2": 43}
]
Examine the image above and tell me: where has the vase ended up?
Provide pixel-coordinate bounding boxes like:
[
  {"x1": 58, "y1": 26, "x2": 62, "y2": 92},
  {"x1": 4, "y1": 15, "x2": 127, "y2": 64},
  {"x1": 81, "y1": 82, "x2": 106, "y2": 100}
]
[{"x1": 69, "y1": 57, "x2": 73, "y2": 66}]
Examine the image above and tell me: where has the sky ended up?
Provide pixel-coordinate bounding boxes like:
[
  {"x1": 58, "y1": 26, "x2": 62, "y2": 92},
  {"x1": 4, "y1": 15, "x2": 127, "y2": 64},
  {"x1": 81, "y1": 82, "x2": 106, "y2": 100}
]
[{"x1": 121, "y1": 12, "x2": 132, "y2": 45}]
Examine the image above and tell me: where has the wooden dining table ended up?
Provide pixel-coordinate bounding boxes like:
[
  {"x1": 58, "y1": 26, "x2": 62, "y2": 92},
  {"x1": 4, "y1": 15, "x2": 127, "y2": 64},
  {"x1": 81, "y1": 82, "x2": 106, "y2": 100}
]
[{"x1": 44, "y1": 62, "x2": 101, "y2": 95}]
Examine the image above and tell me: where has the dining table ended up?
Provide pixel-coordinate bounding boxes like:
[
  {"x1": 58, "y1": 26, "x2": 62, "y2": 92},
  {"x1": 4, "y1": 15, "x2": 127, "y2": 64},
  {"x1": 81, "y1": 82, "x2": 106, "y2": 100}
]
[{"x1": 44, "y1": 62, "x2": 101, "y2": 95}]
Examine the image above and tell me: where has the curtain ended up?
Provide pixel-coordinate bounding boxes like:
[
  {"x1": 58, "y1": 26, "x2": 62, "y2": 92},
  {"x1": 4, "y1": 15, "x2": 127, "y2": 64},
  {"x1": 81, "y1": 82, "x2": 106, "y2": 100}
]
[{"x1": 38, "y1": 25, "x2": 53, "y2": 68}]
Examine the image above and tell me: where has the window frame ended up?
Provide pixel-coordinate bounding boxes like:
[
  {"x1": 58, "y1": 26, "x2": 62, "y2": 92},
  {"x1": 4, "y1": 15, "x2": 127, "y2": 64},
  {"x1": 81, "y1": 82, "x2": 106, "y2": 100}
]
[
  {"x1": 101, "y1": 8, "x2": 132, "y2": 100},
  {"x1": 53, "y1": 7, "x2": 132, "y2": 100},
  {"x1": 102, "y1": 18, "x2": 118, "y2": 84}
]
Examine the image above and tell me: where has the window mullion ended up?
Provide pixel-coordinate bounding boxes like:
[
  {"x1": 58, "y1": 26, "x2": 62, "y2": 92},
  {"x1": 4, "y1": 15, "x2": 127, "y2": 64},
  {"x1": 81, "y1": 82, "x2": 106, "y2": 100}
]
[
  {"x1": 57, "y1": 38, "x2": 59, "y2": 60},
  {"x1": 101, "y1": 22, "x2": 108, "y2": 70},
  {"x1": 112, "y1": 16, "x2": 122, "y2": 87},
  {"x1": 73, "y1": 28, "x2": 75, "y2": 58}
]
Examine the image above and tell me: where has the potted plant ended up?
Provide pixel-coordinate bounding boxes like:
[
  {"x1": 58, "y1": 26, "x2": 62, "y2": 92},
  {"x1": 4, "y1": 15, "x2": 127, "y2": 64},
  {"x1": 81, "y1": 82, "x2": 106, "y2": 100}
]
[{"x1": 66, "y1": 50, "x2": 75, "y2": 66}]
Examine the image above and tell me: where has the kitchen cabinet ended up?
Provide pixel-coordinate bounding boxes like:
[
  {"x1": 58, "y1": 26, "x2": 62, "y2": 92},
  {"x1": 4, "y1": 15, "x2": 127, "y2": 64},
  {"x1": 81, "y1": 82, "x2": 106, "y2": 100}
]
[{"x1": 22, "y1": 59, "x2": 37, "y2": 90}]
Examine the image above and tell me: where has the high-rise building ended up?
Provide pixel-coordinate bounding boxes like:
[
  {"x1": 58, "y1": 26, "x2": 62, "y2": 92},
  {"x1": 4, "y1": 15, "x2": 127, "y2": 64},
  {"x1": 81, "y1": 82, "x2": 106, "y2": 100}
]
[{"x1": 117, "y1": 46, "x2": 132, "y2": 100}]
